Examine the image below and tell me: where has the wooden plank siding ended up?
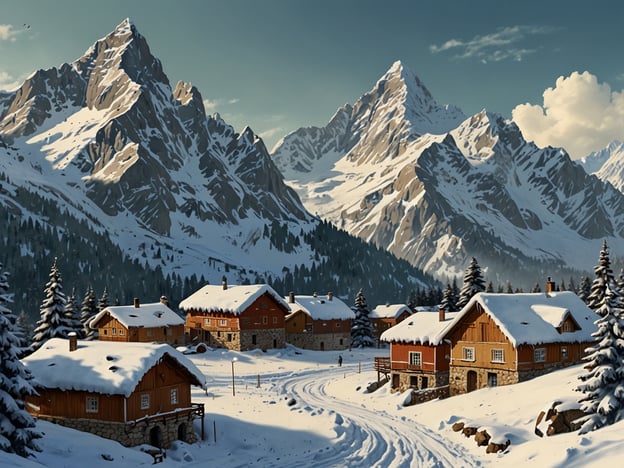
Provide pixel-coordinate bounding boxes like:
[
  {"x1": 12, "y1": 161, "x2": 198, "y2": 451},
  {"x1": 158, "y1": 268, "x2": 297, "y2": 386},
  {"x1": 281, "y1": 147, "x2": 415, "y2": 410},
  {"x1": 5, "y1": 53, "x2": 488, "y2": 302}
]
[
  {"x1": 390, "y1": 342, "x2": 445, "y2": 372},
  {"x1": 96, "y1": 315, "x2": 185, "y2": 345},
  {"x1": 285, "y1": 310, "x2": 312, "y2": 333}
]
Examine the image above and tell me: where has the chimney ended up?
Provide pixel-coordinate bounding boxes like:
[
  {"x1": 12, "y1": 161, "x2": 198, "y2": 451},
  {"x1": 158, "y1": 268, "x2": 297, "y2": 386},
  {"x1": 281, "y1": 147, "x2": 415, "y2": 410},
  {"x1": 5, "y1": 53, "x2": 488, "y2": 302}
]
[
  {"x1": 134, "y1": 297, "x2": 140, "y2": 308},
  {"x1": 545, "y1": 277, "x2": 555, "y2": 296},
  {"x1": 313, "y1": 292, "x2": 318, "y2": 298},
  {"x1": 438, "y1": 305, "x2": 446, "y2": 322},
  {"x1": 222, "y1": 275, "x2": 227, "y2": 290},
  {"x1": 68, "y1": 332, "x2": 77, "y2": 352},
  {"x1": 289, "y1": 291, "x2": 295, "y2": 303},
  {"x1": 327, "y1": 291, "x2": 333, "y2": 301},
  {"x1": 160, "y1": 295, "x2": 168, "y2": 306}
]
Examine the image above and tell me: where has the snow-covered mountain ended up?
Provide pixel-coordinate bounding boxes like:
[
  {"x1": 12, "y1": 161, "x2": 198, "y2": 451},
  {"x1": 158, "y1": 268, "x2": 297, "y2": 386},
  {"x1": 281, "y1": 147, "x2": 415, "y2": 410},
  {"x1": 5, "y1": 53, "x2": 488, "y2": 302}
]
[
  {"x1": 272, "y1": 62, "x2": 624, "y2": 284},
  {"x1": 0, "y1": 20, "x2": 430, "y2": 318},
  {"x1": 578, "y1": 141, "x2": 624, "y2": 192}
]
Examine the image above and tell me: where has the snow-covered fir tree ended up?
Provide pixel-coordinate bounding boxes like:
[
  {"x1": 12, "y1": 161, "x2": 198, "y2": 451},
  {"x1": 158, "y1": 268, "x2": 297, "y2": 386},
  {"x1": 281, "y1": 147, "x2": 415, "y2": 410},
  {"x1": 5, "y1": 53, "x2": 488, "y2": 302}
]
[
  {"x1": 456, "y1": 257, "x2": 486, "y2": 310},
  {"x1": 64, "y1": 289, "x2": 82, "y2": 336},
  {"x1": 587, "y1": 241, "x2": 617, "y2": 312},
  {"x1": 576, "y1": 284, "x2": 624, "y2": 433},
  {"x1": 578, "y1": 276, "x2": 592, "y2": 303},
  {"x1": 440, "y1": 284, "x2": 455, "y2": 312},
  {"x1": 0, "y1": 263, "x2": 41, "y2": 457},
  {"x1": 98, "y1": 287, "x2": 109, "y2": 311},
  {"x1": 31, "y1": 258, "x2": 73, "y2": 351},
  {"x1": 350, "y1": 289, "x2": 375, "y2": 348},
  {"x1": 80, "y1": 286, "x2": 98, "y2": 340}
]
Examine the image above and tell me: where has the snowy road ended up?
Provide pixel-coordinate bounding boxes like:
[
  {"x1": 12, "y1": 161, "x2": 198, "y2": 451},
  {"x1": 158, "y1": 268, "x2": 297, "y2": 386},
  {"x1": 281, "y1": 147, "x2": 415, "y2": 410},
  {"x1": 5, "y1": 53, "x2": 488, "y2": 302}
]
[{"x1": 268, "y1": 362, "x2": 480, "y2": 468}]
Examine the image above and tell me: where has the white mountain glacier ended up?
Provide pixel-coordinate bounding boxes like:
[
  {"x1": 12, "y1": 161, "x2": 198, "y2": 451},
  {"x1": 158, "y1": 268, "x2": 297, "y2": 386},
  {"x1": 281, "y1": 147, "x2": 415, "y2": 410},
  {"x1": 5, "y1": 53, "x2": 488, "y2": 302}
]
[
  {"x1": 272, "y1": 62, "x2": 624, "y2": 284},
  {"x1": 578, "y1": 140, "x2": 624, "y2": 192}
]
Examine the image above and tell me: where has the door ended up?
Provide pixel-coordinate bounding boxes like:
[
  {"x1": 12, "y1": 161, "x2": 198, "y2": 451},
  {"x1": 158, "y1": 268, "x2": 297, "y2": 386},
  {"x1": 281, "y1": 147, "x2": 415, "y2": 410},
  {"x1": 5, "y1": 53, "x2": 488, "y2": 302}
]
[
  {"x1": 149, "y1": 425, "x2": 163, "y2": 448},
  {"x1": 467, "y1": 370, "x2": 477, "y2": 392}
]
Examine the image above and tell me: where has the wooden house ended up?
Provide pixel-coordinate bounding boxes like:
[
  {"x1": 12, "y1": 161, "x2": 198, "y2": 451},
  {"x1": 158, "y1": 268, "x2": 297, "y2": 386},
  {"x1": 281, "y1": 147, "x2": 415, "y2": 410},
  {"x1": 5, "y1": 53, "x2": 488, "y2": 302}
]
[
  {"x1": 90, "y1": 297, "x2": 185, "y2": 345},
  {"x1": 180, "y1": 278, "x2": 290, "y2": 351},
  {"x1": 370, "y1": 304, "x2": 412, "y2": 345},
  {"x1": 284, "y1": 292, "x2": 354, "y2": 350},
  {"x1": 444, "y1": 281, "x2": 595, "y2": 396},
  {"x1": 22, "y1": 335, "x2": 206, "y2": 449},
  {"x1": 380, "y1": 308, "x2": 456, "y2": 394}
]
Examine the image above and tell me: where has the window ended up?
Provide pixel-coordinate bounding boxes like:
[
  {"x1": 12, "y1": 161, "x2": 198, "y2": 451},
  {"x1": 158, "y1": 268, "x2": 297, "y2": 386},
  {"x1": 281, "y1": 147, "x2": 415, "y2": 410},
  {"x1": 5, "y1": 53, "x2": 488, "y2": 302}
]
[
  {"x1": 487, "y1": 372, "x2": 498, "y2": 387},
  {"x1": 86, "y1": 397, "x2": 98, "y2": 413},
  {"x1": 141, "y1": 393, "x2": 150, "y2": 410},
  {"x1": 112, "y1": 328, "x2": 116, "y2": 336},
  {"x1": 409, "y1": 351, "x2": 422, "y2": 367},
  {"x1": 491, "y1": 349, "x2": 505, "y2": 363},
  {"x1": 103, "y1": 329, "x2": 108, "y2": 335},
  {"x1": 273, "y1": 316, "x2": 278, "y2": 324},
  {"x1": 170, "y1": 388, "x2": 178, "y2": 405},
  {"x1": 561, "y1": 321, "x2": 574, "y2": 333},
  {"x1": 219, "y1": 319, "x2": 227, "y2": 327},
  {"x1": 336, "y1": 323, "x2": 341, "y2": 328},
  {"x1": 204, "y1": 318, "x2": 211, "y2": 326},
  {"x1": 462, "y1": 347, "x2": 475, "y2": 361},
  {"x1": 561, "y1": 346, "x2": 568, "y2": 360},
  {"x1": 146, "y1": 330, "x2": 153, "y2": 337},
  {"x1": 410, "y1": 376, "x2": 419, "y2": 388},
  {"x1": 534, "y1": 348, "x2": 546, "y2": 363},
  {"x1": 119, "y1": 328, "x2": 125, "y2": 336},
  {"x1": 262, "y1": 316, "x2": 268, "y2": 325}
]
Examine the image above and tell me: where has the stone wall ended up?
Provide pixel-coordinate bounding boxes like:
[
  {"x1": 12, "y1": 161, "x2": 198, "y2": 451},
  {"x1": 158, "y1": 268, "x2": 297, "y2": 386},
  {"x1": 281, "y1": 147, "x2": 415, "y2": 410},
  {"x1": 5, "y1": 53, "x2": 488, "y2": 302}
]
[
  {"x1": 392, "y1": 370, "x2": 449, "y2": 393},
  {"x1": 240, "y1": 328, "x2": 285, "y2": 351},
  {"x1": 285, "y1": 332, "x2": 350, "y2": 350},
  {"x1": 450, "y1": 366, "x2": 519, "y2": 395},
  {"x1": 406, "y1": 385, "x2": 450, "y2": 405},
  {"x1": 37, "y1": 412, "x2": 197, "y2": 448}
]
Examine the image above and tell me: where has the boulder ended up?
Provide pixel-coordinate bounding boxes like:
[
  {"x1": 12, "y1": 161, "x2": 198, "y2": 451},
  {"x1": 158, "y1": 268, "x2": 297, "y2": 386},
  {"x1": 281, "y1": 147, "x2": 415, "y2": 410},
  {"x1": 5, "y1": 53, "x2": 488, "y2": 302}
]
[
  {"x1": 486, "y1": 439, "x2": 510, "y2": 454},
  {"x1": 547, "y1": 409, "x2": 586, "y2": 436},
  {"x1": 451, "y1": 422, "x2": 465, "y2": 432},
  {"x1": 475, "y1": 430, "x2": 491, "y2": 447},
  {"x1": 462, "y1": 426, "x2": 478, "y2": 438}
]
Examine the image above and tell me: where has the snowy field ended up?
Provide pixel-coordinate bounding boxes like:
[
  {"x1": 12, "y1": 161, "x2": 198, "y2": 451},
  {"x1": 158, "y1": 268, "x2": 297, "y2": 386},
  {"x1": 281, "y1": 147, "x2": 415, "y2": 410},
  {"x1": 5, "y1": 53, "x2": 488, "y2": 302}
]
[{"x1": 4, "y1": 346, "x2": 624, "y2": 467}]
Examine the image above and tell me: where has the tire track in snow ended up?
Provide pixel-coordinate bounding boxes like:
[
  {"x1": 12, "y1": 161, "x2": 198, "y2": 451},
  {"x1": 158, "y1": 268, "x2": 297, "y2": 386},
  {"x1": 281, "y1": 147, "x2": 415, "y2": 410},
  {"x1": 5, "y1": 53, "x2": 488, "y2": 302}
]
[{"x1": 277, "y1": 363, "x2": 480, "y2": 468}]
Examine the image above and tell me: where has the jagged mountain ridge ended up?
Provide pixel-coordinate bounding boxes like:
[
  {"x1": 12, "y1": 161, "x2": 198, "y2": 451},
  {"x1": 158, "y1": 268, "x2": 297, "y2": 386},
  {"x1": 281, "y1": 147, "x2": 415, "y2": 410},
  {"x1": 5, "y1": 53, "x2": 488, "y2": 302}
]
[
  {"x1": 272, "y1": 62, "x2": 624, "y2": 284},
  {"x1": 578, "y1": 140, "x2": 624, "y2": 192},
  {"x1": 0, "y1": 19, "x2": 431, "y2": 306}
]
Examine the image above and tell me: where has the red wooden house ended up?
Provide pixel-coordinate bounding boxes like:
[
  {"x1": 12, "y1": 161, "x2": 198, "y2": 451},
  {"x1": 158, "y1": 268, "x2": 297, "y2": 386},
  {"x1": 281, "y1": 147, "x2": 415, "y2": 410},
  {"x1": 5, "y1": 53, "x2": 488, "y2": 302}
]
[
  {"x1": 180, "y1": 278, "x2": 290, "y2": 351},
  {"x1": 370, "y1": 304, "x2": 412, "y2": 345},
  {"x1": 22, "y1": 335, "x2": 206, "y2": 449},
  {"x1": 380, "y1": 308, "x2": 456, "y2": 393}
]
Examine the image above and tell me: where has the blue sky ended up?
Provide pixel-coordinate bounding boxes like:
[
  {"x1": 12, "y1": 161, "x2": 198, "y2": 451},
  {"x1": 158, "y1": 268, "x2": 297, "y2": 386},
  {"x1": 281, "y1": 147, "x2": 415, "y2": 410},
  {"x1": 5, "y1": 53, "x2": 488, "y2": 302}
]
[{"x1": 1, "y1": 0, "x2": 623, "y2": 157}]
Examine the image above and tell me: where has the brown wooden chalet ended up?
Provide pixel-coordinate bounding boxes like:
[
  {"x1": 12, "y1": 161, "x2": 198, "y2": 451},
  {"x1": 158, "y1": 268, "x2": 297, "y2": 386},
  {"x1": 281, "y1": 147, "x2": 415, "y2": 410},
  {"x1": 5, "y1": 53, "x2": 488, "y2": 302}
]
[
  {"x1": 444, "y1": 279, "x2": 595, "y2": 396},
  {"x1": 284, "y1": 292, "x2": 354, "y2": 351},
  {"x1": 180, "y1": 277, "x2": 290, "y2": 351},
  {"x1": 370, "y1": 303, "x2": 412, "y2": 345},
  {"x1": 90, "y1": 297, "x2": 185, "y2": 345},
  {"x1": 380, "y1": 308, "x2": 456, "y2": 395},
  {"x1": 22, "y1": 335, "x2": 206, "y2": 449}
]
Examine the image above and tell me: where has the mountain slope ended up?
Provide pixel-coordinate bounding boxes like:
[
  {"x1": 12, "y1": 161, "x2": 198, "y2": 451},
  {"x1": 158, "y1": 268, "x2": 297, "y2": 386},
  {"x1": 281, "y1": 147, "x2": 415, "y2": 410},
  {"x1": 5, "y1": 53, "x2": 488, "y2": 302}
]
[
  {"x1": 0, "y1": 20, "x2": 431, "y2": 321},
  {"x1": 272, "y1": 63, "x2": 624, "y2": 284},
  {"x1": 578, "y1": 141, "x2": 624, "y2": 192}
]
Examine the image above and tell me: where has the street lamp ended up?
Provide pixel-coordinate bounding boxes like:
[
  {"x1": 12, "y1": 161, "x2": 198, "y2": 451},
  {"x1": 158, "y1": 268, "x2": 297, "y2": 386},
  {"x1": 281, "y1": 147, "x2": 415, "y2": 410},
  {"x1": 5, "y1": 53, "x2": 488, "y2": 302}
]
[{"x1": 231, "y1": 357, "x2": 238, "y2": 396}]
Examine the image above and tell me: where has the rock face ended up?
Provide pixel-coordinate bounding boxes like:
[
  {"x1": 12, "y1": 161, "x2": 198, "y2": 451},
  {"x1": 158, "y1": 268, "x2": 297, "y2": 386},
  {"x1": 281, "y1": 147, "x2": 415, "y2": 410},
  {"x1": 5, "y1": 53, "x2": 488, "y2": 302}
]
[
  {"x1": 273, "y1": 62, "x2": 624, "y2": 284},
  {"x1": 0, "y1": 19, "x2": 309, "y2": 238}
]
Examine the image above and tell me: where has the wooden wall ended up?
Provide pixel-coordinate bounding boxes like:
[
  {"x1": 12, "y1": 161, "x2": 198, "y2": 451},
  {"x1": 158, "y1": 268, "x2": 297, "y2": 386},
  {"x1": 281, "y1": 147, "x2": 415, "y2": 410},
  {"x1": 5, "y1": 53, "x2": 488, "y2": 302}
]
[
  {"x1": 285, "y1": 310, "x2": 312, "y2": 333},
  {"x1": 96, "y1": 315, "x2": 185, "y2": 345},
  {"x1": 390, "y1": 342, "x2": 449, "y2": 372}
]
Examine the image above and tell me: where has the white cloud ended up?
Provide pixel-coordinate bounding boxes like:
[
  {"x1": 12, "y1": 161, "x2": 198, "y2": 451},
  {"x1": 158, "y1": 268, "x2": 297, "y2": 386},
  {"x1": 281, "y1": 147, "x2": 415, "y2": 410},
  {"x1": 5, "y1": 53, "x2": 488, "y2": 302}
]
[
  {"x1": 228, "y1": 98, "x2": 240, "y2": 105},
  {"x1": 203, "y1": 97, "x2": 239, "y2": 112},
  {"x1": 259, "y1": 126, "x2": 284, "y2": 140},
  {"x1": 430, "y1": 25, "x2": 556, "y2": 63},
  {"x1": 0, "y1": 70, "x2": 21, "y2": 90},
  {"x1": 512, "y1": 71, "x2": 624, "y2": 159},
  {"x1": 0, "y1": 24, "x2": 20, "y2": 42}
]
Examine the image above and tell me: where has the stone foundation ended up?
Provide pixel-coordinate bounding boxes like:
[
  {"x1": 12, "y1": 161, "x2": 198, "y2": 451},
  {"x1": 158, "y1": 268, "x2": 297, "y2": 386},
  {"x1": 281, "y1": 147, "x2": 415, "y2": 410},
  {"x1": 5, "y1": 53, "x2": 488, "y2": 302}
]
[
  {"x1": 450, "y1": 367, "x2": 519, "y2": 395},
  {"x1": 201, "y1": 328, "x2": 285, "y2": 351},
  {"x1": 391, "y1": 370, "x2": 449, "y2": 393},
  {"x1": 286, "y1": 332, "x2": 350, "y2": 350},
  {"x1": 406, "y1": 385, "x2": 450, "y2": 405},
  {"x1": 37, "y1": 412, "x2": 198, "y2": 448}
]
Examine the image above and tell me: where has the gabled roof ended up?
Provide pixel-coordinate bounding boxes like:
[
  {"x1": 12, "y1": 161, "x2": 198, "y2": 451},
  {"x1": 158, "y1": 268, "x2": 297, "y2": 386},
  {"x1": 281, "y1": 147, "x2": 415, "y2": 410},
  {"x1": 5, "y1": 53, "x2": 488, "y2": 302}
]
[
  {"x1": 22, "y1": 338, "x2": 206, "y2": 397},
  {"x1": 370, "y1": 304, "x2": 412, "y2": 319},
  {"x1": 380, "y1": 310, "x2": 457, "y2": 345},
  {"x1": 179, "y1": 284, "x2": 289, "y2": 315},
  {"x1": 90, "y1": 302, "x2": 184, "y2": 329},
  {"x1": 285, "y1": 294, "x2": 354, "y2": 321},
  {"x1": 447, "y1": 291, "x2": 595, "y2": 347}
]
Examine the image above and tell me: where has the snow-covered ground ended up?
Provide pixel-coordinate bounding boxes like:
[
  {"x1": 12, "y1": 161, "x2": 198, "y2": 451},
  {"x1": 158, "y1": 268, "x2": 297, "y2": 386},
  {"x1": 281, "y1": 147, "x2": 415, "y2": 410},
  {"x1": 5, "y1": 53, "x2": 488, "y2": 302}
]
[{"x1": 5, "y1": 346, "x2": 624, "y2": 467}]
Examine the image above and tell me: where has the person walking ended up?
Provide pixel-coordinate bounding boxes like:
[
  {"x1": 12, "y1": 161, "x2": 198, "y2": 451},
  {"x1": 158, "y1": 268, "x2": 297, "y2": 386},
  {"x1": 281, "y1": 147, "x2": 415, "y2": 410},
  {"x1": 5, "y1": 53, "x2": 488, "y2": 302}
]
[{"x1": 338, "y1": 355, "x2": 343, "y2": 367}]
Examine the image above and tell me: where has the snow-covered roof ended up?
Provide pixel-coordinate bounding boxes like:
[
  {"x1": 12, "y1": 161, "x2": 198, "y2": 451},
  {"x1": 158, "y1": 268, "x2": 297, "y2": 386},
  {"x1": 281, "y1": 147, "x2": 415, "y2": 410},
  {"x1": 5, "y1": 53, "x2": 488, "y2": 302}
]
[
  {"x1": 179, "y1": 284, "x2": 290, "y2": 315},
  {"x1": 285, "y1": 294, "x2": 354, "y2": 321},
  {"x1": 22, "y1": 338, "x2": 206, "y2": 397},
  {"x1": 370, "y1": 304, "x2": 412, "y2": 319},
  {"x1": 380, "y1": 310, "x2": 457, "y2": 345},
  {"x1": 90, "y1": 302, "x2": 184, "y2": 329},
  {"x1": 447, "y1": 292, "x2": 595, "y2": 347}
]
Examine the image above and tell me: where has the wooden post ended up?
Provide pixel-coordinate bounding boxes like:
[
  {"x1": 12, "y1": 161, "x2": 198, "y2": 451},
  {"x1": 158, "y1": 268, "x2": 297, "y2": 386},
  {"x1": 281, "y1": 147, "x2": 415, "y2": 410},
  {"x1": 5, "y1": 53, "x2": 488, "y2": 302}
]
[
  {"x1": 213, "y1": 420, "x2": 217, "y2": 443},
  {"x1": 358, "y1": 362, "x2": 361, "y2": 374},
  {"x1": 257, "y1": 373, "x2": 260, "y2": 388}
]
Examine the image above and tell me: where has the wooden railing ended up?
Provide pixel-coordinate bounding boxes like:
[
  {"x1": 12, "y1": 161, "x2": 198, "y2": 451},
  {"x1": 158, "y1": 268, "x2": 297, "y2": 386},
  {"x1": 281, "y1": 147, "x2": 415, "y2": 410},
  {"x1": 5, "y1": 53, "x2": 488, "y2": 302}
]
[{"x1": 374, "y1": 357, "x2": 391, "y2": 373}]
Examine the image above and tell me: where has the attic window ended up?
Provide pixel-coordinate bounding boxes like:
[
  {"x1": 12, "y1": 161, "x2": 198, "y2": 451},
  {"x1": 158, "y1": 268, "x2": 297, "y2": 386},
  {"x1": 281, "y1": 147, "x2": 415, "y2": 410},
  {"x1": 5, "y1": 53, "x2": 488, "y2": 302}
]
[{"x1": 154, "y1": 312, "x2": 163, "y2": 318}]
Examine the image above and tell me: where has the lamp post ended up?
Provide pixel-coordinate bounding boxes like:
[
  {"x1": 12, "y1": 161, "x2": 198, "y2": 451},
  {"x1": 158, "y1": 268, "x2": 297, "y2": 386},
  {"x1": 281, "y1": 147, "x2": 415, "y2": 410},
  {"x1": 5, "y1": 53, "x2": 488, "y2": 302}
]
[{"x1": 231, "y1": 357, "x2": 238, "y2": 396}]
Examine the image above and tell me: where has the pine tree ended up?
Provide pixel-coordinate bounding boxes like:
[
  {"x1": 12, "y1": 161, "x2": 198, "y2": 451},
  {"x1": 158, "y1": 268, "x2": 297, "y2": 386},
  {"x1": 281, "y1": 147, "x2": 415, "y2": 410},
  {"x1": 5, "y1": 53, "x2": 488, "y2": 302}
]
[
  {"x1": 80, "y1": 286, "x2": 98, "y2": 340},
  {"x1": 0, "y1": 264, "x2": 41, "y2": 457},
  {"x1": 532, "y1": 282, "x2": 542, "y2": 293},
  {"x1": 485, "y1": 281, "x2": 494, "y2": 293},
  {"x1": 350, "y1": 289, "x2": 375, "y2": 348},
  {"x1": 440, "y1": 284, "x2": 455, "y2": 312},
  {"x1": 456, "y1": 257, "x2": 486, "y2": 310},
  {"x1": 64, "y1": 289, "x2": 82, "y2": 336},
  {"x1": 587, "y1": 241, "x2": 617, "y2": 311},
  {"x1": 576, "y1": 285, "x2": 624, "y2": 433},
  {"x1": 578, "y1": 276, "x2": 592, "y2": 303},
  {"x1": 98, "y1": 287, "x2": 109, "y2": 311},
  {"x1": 31, "y1": 258, "x2": 73, "y2": 351}
]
